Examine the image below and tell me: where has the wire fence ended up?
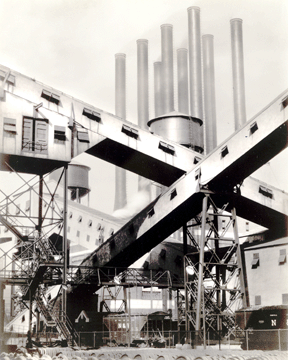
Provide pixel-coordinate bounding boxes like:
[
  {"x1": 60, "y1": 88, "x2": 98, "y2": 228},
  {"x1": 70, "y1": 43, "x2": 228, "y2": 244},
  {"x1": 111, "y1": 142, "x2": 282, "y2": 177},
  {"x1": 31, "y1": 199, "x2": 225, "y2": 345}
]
[{"x1": 75, "y1": 329, "x2": 288, "y2": 351}]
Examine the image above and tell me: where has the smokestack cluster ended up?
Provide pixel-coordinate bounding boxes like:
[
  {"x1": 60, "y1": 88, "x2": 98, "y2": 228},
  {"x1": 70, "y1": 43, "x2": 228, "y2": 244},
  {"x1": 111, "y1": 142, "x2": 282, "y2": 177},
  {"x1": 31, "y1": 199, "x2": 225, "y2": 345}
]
[{"x1": 113, "y1": 8, "x2": 248, "y2": 212}]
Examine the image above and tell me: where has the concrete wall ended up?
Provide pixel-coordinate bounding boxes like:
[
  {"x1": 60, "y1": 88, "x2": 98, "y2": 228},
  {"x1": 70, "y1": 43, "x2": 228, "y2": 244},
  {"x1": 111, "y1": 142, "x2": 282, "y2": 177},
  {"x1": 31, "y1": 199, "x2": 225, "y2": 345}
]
[{"x1": 244, "y1": 240, "x2": 288, "y2": 306}]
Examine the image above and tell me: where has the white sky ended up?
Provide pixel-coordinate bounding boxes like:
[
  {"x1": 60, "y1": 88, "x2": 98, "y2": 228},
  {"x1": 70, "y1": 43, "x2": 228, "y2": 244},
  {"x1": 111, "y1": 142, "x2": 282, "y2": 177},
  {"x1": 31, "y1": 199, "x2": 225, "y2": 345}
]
[{"x1": 0, "y1": 0, "x2": 288, "y2": 215}]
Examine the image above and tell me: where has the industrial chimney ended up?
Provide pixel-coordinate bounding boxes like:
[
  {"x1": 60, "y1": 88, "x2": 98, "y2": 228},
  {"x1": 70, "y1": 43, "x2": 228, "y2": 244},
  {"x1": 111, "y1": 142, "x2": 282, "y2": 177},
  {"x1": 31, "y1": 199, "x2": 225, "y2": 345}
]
[
  {"x1": 230, "y1": 18, "x2": 247, "y2": 130},
  {"x1": 202, "y1": 34, "x2": 217, "y2": 154},
  {"x1": 187, "y1": 6, "x2": 204, "y2": 151},
  {"x1": 177, "y1": 48, "x2": 189, "y2": 115},
  {"x1": 137, "y1": 39, "x2": 151, "y2": 199},
  {"x1": 154, "y1": 61, "x2": 163, "y2": 117},
  {"x1": 161, "y1": 24, "x2": 174, "y2": 114},
  {"x1": 114, "y1": 53, "x2": 127, "y2": 211}
]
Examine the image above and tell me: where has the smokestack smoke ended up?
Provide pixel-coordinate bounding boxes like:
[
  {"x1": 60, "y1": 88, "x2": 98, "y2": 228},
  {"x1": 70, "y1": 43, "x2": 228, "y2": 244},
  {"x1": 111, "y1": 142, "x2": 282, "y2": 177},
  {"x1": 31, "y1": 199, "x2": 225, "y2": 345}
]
[
  {"x1": 177, "y1": 48, "x2": 189, "y2": 115},
  {"x1": 161, "y1": 24, "x2": 174, "y2": 114},
  {"x1": 203, "y1": 35, "x2": 217, "y2": 154},
  {"x1": 230, "y1": 18, "x2": 247, "y2": 130},
  {"x1": 154, "y1": 61, "x2": 164, "y2": 117},
  {"x1": 114, "y1": 53, "x2": 127, "y2": 211}
]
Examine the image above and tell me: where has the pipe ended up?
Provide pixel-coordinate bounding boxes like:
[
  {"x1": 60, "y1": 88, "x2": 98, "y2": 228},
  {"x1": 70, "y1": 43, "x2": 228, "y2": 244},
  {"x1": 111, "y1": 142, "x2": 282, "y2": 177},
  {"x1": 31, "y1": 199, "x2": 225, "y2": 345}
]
[
  {"x1": 161, "y1": 24, "x2": 174, "y2": 114},
  {"x1": 230, "y1": 18, "x2": 247, "y2": 130},
  {"x1": 177, "y1": 48, "x2": 189, "y2": 115},
  {"x1": 114, "y1": 53, "x2": 127, "y2": 211},
  {"x1": 154, "y1": 61, "x2": 163, "y2": 117},
  {"x1": 202, "y1": 34, "x2": 217, "y2": 154},
  {"x1": 187, "y1": 6, "x2": 204, "y2": 151}
]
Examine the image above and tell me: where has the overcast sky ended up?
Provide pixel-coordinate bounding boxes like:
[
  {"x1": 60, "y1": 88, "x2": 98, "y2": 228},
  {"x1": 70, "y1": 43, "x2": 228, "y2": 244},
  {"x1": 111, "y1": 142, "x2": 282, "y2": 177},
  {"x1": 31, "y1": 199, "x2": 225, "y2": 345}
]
[{"x1": 0, "y1": 0, "x2": 287, "y2": 215}]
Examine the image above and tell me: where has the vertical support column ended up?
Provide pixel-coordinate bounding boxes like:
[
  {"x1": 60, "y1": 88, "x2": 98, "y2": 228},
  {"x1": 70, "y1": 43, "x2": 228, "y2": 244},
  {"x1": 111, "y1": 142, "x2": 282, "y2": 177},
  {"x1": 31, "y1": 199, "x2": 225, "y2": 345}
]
[
  {"x1": 0, "y1": 282, "x2": 5, "y2": 345},
  {"x1": 128, "y1": 288, "x2": 131, "y2": 347},
  {"x1": 195, "y1": 195, "x2": 208, "y2": 339},
  {"x1": 184, "y1": 256, "x2": 189, "y2": 344},
  {"x1": 231, "y1": 207, "x2": 247, "y2": 308},
  {"x1": 38, "y1": 175, "x2": 43, "y2": 235},
  {"x1": 62, "y1": 164, "x2": 68, "y2": 316}
]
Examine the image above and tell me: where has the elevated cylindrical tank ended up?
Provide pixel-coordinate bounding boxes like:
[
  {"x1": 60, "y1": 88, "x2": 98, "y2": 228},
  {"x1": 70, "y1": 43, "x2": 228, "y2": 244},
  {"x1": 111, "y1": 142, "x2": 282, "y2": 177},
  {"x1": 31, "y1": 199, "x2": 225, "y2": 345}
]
[
  {"x1": 231, "y1": 18, "x2": 247, "y2": 130},
  {"x1": 161, "y1": 24, "x2": 174, "y2": 114},
  {"x1": 154, "y1": 61, "x2": 164, "y2": 117},
  {"x1": 114, "y1": 53, "x2": 127, "y2": 211},
  {"x1": 202, "y1": 34, "x2": 217, "y2": 154},
  {"x1": 177, "y1": 48, "x2": 189, "y2": 115},
  {"x1": 49, "y1": 162, "x2": 91, "y2": 202},
  {"x1": 137, "y1": 39, "x2": 149, "y2": 130},
  {"x1": 187, "y1": 6, "x2": 204, "y2": 151},
  {"x1": 67, "y1": 163, "x2": 90, "y2": 202},
  {"x1": 148, "y1": 111, "x2": 203, "y2": 152}
]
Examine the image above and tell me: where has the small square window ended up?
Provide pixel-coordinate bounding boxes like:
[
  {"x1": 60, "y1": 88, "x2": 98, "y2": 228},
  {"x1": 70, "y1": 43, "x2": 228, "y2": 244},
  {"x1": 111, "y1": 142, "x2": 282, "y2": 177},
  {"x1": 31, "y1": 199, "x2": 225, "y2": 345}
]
[
  {"x1": 54, "y1": 126, "x2": 66, "y2": 141},
  {"x1": 88, "y1": 220, "x2": 93, "y2": 228},
  {"x1": 68, "y1": 226, "x2": 70, "y2": 233},
  {"x1": 78, "y1": 216, "x2": 82, "y2": 223},
  {"x1": 221, "y1": 145, "x2": 229, "y2": 158},
  {"x1": 279, "y1": 249, "x2": 286, "y2": 265},
  {"x1": 251, "y1": 253, "x2": 260, "y2": 269},
  {"x1": 41, "y1": 90, "x2": 60, "y2": 105},
  {"x1": 77, "y1": 129, "x2": 89, "y2": 143},
  {"x1": 83, "y1": 108, "x2": 101, "y2": 122},
  {"x1": 97, "y1": 223, "x2": 102, "y2": 231},
  {"x1": 3, "y1": 118, "x2": 17, "y2": 134},
  {"x1": 259, "y1": 185, "x2": 273, "y2": 199},
  {"x1": 282, "y1": 293, "x2": 288, "y2": 304},
  {"x1": 69, "y1": 212, "x2": 73, "y2": 219},
  {"x1": 170, "y1": 188, "x2": 177, "y2": 200},
  {"x1": 76, "y1": 230, "x2": 80, "y2": 237},
  {"x1": 87, "y1": 235, "x2": 90, "y2": 242},
  {"x1": 255, "y1": 295, "x2": 261, "y2": 305}
]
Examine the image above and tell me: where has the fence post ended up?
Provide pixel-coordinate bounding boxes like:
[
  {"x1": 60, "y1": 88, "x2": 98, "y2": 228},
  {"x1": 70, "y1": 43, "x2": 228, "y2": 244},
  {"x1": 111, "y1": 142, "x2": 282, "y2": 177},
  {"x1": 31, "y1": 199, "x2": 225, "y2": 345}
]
[
  {"x1": 246, "y1": 330, "x2": 249, "y2": 351},
  {"x1": 278, "y1": 329, "x2": 281, "y2": 351}
]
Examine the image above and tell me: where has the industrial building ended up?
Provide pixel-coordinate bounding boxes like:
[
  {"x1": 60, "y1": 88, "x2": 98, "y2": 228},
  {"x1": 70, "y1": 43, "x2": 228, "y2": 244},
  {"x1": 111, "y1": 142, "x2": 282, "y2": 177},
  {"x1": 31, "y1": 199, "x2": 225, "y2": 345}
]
[{"x1": 0, "y1": 4, "x2": 287, "y2": 352}]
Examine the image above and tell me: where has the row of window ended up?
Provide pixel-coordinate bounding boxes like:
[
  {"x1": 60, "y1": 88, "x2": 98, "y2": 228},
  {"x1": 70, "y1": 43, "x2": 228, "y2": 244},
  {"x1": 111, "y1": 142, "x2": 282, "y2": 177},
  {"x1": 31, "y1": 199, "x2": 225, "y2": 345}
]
[
  {"x1": 255, "y1": 293, "x2": 288, "y2": 305},
  {"x1": 251, "y1": 250, "x2": 287, "y2": 268}
]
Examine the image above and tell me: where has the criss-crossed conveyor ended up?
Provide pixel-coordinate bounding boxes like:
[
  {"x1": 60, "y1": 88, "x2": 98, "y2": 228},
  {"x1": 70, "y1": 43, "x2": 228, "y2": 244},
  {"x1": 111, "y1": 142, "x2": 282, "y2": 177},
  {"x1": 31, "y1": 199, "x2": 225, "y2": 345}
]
[{"x1": 71, "y1": 90, "x2": 288, "y2": 296}]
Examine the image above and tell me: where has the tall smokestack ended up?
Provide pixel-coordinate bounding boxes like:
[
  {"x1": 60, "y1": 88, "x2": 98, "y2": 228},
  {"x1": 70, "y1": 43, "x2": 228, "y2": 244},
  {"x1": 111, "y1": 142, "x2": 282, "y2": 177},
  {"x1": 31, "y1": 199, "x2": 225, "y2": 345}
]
[
  {"x1": 230, "y1": 18, "x2": 247, "y2": 130},
  {"x1": 161, "y1": 24, "x2": 174, "y2": 114},
  {"x1": 177, "y1": 48, "x2": 189, "y2": 115},
  {"x1": 154, "y1": 61, "x2": 163, "y2": 117},
  {"x1": 187, "y1": 7, "x2": 204, "y2": 151},
  {"x1": 137, "y1": 39, "x2": 149, "y2": 130},
  {"x1": 202, "y1": 35, "x2": 217, "y2": 154},
  {"x1": 114, "y1": 53, "x2": 127, "y2": 211},
  {"x1": 137, "y1": 39, "x2": 151, "y2": 198}
]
